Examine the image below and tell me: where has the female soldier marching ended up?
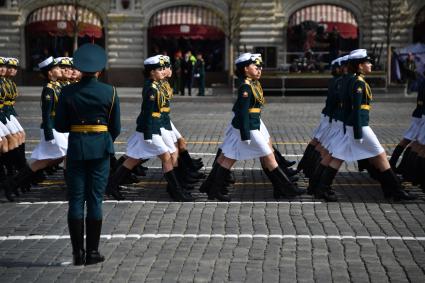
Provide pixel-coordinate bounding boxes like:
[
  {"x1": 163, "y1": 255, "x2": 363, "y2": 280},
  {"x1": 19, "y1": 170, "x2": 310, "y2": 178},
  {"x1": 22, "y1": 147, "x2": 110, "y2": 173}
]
[
  {"x1": 107, "y1": 55, "x2": 194, "y2": 201},
  {"x1": 201, "y1": 53, "x2": 305, "y2": 201}
]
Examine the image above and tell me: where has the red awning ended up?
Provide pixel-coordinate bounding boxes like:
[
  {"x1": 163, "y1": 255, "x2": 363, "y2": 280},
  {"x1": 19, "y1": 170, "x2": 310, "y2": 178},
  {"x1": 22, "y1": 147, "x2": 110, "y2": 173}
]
[
  {"x1": 322, "y1": 22, "x2": 358, "y2": 39},
  {"x1": 26, "y1": 21, "x2": 102, "y2": 38},
  {"x1": 26, "y1": 5, "x2": 103, "y2": 38},
  {"x1": 149, "y1": 24, "x2": 224, "y2": 40}
]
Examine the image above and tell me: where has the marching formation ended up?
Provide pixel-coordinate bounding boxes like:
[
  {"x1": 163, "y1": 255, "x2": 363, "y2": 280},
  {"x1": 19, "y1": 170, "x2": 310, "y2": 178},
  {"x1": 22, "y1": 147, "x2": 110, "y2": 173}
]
[
  {"x1": 298, "y1": 49, "x2": 422, "y2": 201},
  {"x1": 0, "y1": 44, "x2": 423, "y2": 266},
  {"x1": 0, "y1": 47, "x2": 423, "y2": 205}
]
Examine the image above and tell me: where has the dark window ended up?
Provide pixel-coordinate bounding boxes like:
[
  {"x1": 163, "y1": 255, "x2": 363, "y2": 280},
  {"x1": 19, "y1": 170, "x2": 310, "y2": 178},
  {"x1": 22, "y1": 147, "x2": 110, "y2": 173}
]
[
  {"x1": 0, "y1": 0, "x2": 7, "y2": 8},
  {"x1": 254, "y1": 46, "x2": 277, "y2": 68}
]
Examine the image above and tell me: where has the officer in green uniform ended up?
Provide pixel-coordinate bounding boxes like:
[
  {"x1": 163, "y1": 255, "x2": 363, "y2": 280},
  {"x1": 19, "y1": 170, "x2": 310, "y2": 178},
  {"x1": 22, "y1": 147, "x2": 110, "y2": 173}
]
[
  {"x1": 194, "y1": 53, "x2": 205, "y2": 96},
  {"x1": 55, "y1": 44, "x2": 121, "y2": 265}
]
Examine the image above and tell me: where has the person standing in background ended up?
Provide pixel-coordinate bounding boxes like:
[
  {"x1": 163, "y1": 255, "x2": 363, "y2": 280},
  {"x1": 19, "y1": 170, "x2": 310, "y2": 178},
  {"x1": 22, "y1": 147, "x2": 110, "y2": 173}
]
[
  {"x1": 404, "y1": 52, "x2": 417, "y2": 95},
  {"x1": 194, "y1": 53, "x2": 205, "y2": 96},
  {"x1": 182, "y1": 51, "x2": 195, "y2": 96},
  {"x1": 173, "y1": 51, "x2": 183, "y2": 95}
]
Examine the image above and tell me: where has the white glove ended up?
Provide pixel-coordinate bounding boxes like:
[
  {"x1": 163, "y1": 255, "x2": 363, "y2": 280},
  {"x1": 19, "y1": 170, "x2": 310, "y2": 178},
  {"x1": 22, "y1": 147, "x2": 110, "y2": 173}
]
[
  {"x1": 242, "y1": 140, "x2": 251, "y2": 145},
  {"x1": 47, "y1": 139, "x2": 56, "y2": 145},
  {"x1": 355, "y1": 139, "x2": 364, "y2": 144},
  {"x1": 145, "y1": 139, "x2": 153, "y2": 144}
]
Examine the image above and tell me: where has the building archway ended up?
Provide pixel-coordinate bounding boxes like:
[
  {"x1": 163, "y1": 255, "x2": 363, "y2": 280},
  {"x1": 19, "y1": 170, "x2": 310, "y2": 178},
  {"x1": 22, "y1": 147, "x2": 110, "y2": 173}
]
[
  {"x1": 413, "y1": 5, "x2": 425, "y2": 43},
  {"x1": 286, "y1": 4, "x2": 359, "y2": 72},
  {"x1": 25, "y1": 4, "x2": 105, "y2": 71},
  {"x1": 147, "y1": 5, "x2": 225, "y2": 72}
]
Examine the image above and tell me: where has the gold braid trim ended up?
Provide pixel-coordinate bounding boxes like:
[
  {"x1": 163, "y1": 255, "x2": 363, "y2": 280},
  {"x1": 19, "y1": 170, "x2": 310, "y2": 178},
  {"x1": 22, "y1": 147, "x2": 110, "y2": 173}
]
[{"x1": 250, "y1": 80, "x2": 265, "y2": 105}]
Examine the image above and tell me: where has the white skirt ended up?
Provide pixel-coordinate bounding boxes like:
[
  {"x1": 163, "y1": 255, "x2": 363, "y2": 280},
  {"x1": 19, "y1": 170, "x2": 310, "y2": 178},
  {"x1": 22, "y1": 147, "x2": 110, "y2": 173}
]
[
  {"x1": 160, "y1": 128, "x2": 177, "y2": 153},
  {"x1": 5, "y1": 118, "x2": 19, "y2": 134},
  {"x1": 417, "y1": 116, "x2": 425, "y2": 144},
  {"x1": 260, "y1": 119, "x2": 270, "y2": 141},
  {"x1": 403, "y1": 117, "x2": 422, "y2": 140},
  {"x1": 332, "y1": 126, "x2": 384, "y2": 162},
  {"x1": 322, "y1": 121, "x2": 345, "y2": 153},
  {"x1": 221, "y1": 125, "x2": 272, "y2": 161},
  {"x1": 9, "y1": 115, "x2": 24, "y2": 132},
  {"x1": 170, "y1": 121, "x2": 182, "y2": 140},
  {"x1": 31, "y1": 129, "x2": 68, "y2": 160},
  {"x1": 126, "y1": 132, "x2": 170, "y2": 160},
  {"x1": 0, "y1": 122, "x2": 8, "y2": 137},
  {"x1": 312, "y1": 114, "x2": 329, "y2": 140}
]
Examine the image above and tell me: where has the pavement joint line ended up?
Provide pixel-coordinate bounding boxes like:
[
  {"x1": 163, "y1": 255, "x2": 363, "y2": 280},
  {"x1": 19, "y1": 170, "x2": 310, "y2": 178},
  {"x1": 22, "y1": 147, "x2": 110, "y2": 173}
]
[
  {"x1": 1, "y1": 234, "x2": 425, "y2": 241},
  {"x1": 24, "y1": 151, "x2": 303, "y2": 157},
  {"x1": 17, "y1": 201, "x2": 322, "y2": 205},
  {"x1": 23, "y1": 140, "x2": 401, "y2": 146}
]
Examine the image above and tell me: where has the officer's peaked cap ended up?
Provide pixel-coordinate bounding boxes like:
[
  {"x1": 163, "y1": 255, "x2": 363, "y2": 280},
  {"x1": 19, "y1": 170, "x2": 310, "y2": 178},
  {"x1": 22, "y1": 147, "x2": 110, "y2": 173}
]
[
  {"x1": 349, "y1": 49, "x2": 373, "y2": 64},
  {"x1": 6, "y1": 57, "x2": 19, "y2": 67},
  {"x1": 56, "y1": 57, "x2": 73, "y2": 67},
  {"x1": 235, "y1": 53, "x2": 263, "y2": 67},
  {"x1": 38, "y1": 56, "x2": 57, "y2": 71},
  {"x1": 73, "y1": 43, "x2": 107, "y2": 72},
  {"x1": 160, "y1": 55, "x2": 171, "y2": 67},
  {"x1": 144, "y1": 55, "x2": 166, "y2": 69}
]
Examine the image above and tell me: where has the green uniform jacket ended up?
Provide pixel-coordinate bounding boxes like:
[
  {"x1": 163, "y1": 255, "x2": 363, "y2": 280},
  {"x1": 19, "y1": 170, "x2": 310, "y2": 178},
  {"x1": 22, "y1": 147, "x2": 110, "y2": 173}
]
[
  {"x1": 323, "y1": 75, "x2": 338, "y2": 118},
  {"x1": 328, "y1": 75, "x2": 346, "y2": 122},
  {"x1": 0, "y1": 78, "x2": 8, "y2": 124},
  {"x1": 55, "y1": 76, "x2": 121, "y2": 160},
  {"x1": 413, "y1": 79, "x2": 425, "y2": 118},
  {"x1": 136, "y1": 79, "x2": 163, "y2": 139},
  {"x1": 341, "y1": 73, "x2": 356, "y2": 124},
  {"x1": 40, "y1": 81, "x2": 62, "y2": 141},
  {"x1": 1, "y1": 78, "x2": 18, "y2": 118},
  {"x1": 231, "y1": 78, "x2": 264, "y2": 141},
  {"x1": 345, "y1": 74, "x2": 372, "y2": 139},
  {"x1": 159, "y1": 80, "x2": 173, "y2": 131}
]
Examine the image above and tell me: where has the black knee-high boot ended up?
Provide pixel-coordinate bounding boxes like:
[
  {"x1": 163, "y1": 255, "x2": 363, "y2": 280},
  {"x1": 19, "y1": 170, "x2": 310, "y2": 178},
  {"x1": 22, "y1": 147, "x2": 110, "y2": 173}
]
[
  {"x1": 403, "y1": 150, "x2": 418, "y2": 182},
  {"x1": 396, "y1": 147, "x2": 411, "y2": 174},
  {"x1": 379, "y1": 169, "x2": 416, "y2": 201},
  {"x1": 314, "y1": 166, "x2": 338, "y2": 202},
  {"x1": 207, "y1": 164, "x2": 231, "y2": 201},
  {"x1": 85, "y1": 218, "x2": 105, "y2": 265},
  {"x1": 6, "y1": 164, "x2": 35, "y2": 196},
  {"x1": 174, "y1": 166, "x2": 195, "y2": 190},
  {"x1": 180, "y1": 150, "x2": 203, "y2": 171},
  {"x1": 273, "y1": 146, "x2": 296, "y2": 167},
  {"x1": 267, "y1": 167, "x2": 305, "y2": 197},
  {"x1": 420, "y1": 157, "x2": 425, "y2": 193},
  {"x1": 212, "y1": 148, "x2": 222, "y2": 167},
  {"x1": 68, "y1": 218, "x2": 85, "y2": 266},
  {"x1": 307, "y1": 163, "x2": 326, "y2": 195},
  {"x1": 297, "y1": 143, "x2": 315, "y2": 172},
  {"x1": 164, "y1": 170, "x2": 194, "y2": 201},
  {"x1": 262, "y1": 166, "x2": 284, "y2": 199},
  {"x1": 106, "y1": 165, "x2": 130, "y2": 200},
  {"x1": 389, "y1": 144, "x2": 406, "y2": 169},
  {"x1": 305, "y1": 149, "x2": 321, "y2": 178},
  {"x1": 199, "y1": 162, "x2": 219, "y2": 194}
]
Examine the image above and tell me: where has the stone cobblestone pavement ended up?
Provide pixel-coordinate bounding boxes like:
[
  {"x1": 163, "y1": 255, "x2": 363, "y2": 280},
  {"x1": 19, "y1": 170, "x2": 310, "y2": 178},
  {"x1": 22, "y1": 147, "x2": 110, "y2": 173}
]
[{"x1": 0, "y1": 99, "x2": 424, "y2": 282}]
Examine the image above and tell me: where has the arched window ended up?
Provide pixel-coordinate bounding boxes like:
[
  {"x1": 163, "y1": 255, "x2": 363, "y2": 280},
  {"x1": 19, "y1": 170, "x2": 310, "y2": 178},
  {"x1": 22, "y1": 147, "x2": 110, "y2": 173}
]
[
  {"x1": 287, "y1": 4, "x2": 359, "y2": 71},
  {"x1": 25, "y1": 4, "x2": 104, "y2": 70},
  {"x1": 148, "y1": 5, "x2": 225, "y2": 71}
]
